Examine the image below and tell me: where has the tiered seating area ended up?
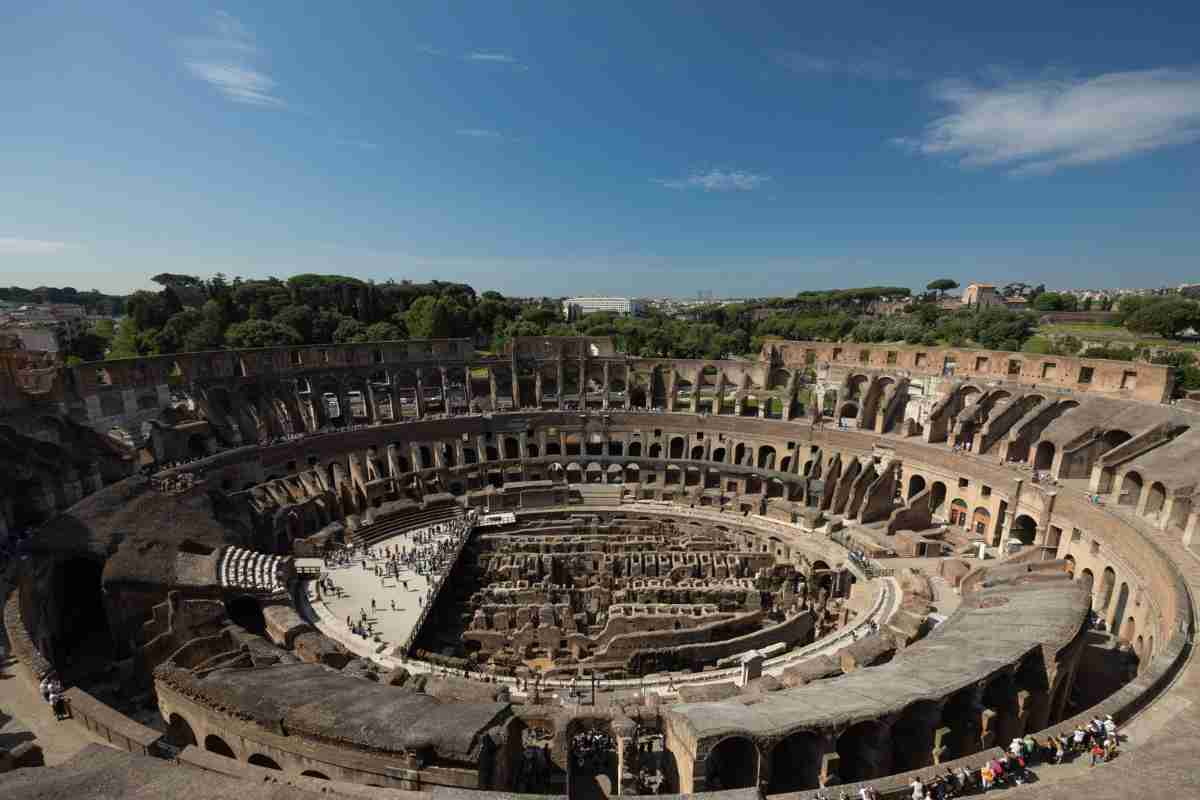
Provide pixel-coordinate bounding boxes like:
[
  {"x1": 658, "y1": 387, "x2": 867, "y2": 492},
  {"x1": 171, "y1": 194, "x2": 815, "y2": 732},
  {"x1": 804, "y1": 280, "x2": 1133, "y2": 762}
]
[
  {"x1": 575, "y1": 484, "x2": 622, "y2": 506},
  {"x1": 217, "y1": 546, "x2": 289, "y2": 593},
  {"x1": 353, "y1": 503, "x2": 465, "y2": 549}
]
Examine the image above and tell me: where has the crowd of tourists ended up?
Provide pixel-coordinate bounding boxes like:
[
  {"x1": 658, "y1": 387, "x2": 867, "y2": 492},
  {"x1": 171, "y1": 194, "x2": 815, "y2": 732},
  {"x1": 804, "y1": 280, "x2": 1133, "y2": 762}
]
[
  {"x1": 315, "y1": 513, "x2": 474, "y2": 641},
  {"x1": 810, "y1": 715, "x2": 1121, "y2": 800}
]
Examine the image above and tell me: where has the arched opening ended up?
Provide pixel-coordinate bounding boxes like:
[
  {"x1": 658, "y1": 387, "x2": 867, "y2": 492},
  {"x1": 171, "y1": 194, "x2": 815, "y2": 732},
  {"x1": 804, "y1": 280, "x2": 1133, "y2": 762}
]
[
  {"x1": 1034, "y1": 440, "x2": 1056, "y2": 470},
  {"x1": 669, "y1": 437, "x2": 685, "y2": 459},
  {"x1": 1146, "y1": 481, "x2": 1167, "y2": 517},
  {"x1": 649, "y1": 443, "x2": 662, "y2": 459},
  {"x1": 838, "y1": 402, "x2": 859, "y2": 420},
  {"x1": 51, "y1": 557, "x2": 113, "y2": 669},
  {"x1": 1110, "y1": 582, "x2": 1130, "y2": 634},
  {"x1": 1078, "y1": 567, "x2": 1094, "y2": 595},
  {"x1": 949, "y1": 498, "x2": 968, "y2": 527},
  {"x1": 757, "y1": 446, "x2": 777, "y2": 470},
  {"x1": 907, "y1": 474, "x2": 926, "y2": 500},
  {"x1": 971, "y1": 507, "x2": 991, "y2": 536},
  {"x1": 768, "y1": 731, "x2": 822, "y2": 793},
  {"x1": 248, "y1": 753, "x2": 282, "y2": 771},
  {"x1": 837, "y1": 720, "x2": 889, "y2": 783},
  {"x1": 705, "y1": 736, "x2": 757, "y2": 791},
  {"x1": 301, "y1": 770, "x2": 330, "y2": 780},
  {"x1": 1119, "y1": 471, "x2": 1143, "y2": 506},
  {"x1": 627, "y1": 441, "x2": 642, "y2": 457},
  {"x1": 166, "y1": 713, "x2": 197, "y2": 748},
  {"x1": 892, "y1": 701, "x2": 943, "y2": 772},
  {"x1": 1010, "y1": 514, "x2": 1038, "y2": 546},
  {"x1": 691, "y1": 445, "x2": 705, "y2": 460},
  {"x1": 503, "y1": 437, "x2": 520, "y2": 459},
  {"x1": 1098, "y1": 567, "x2": 1116, "y2": 614},
  {"x1": 928, "y1": 482, "x2": 947, "y2": 515},
  {"x1": 225, "y1": 595, "x2": 266, "y2": 635},
  {"x1": 205, "y1": 734, "x2": 237, "y2": 759},
  {"x1": 1121, "y1": 615, "x2": 1136, "y2": 644}
]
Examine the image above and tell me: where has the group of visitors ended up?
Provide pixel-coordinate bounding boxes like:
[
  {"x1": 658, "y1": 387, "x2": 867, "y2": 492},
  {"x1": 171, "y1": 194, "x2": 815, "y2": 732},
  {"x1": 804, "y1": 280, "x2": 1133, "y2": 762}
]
[
  {"x1": 808, "y1": 716, "x2": 1121, "y2": 800},
  {"x1": 952, "y1": 440, "x2": 973, "y2": 454},
  {"x1": 38, "y1": 673, "x2": 69, "y2": 720},
  {"x1": 846, "y1": 548, "x2": 875, "y2": 572}
]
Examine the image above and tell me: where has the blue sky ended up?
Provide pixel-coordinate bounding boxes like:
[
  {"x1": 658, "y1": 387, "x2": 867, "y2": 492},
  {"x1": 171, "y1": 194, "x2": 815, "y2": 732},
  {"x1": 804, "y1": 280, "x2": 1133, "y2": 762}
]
[{"x1": 3, "y1": 2, "x2": 1199, "y2": 297}]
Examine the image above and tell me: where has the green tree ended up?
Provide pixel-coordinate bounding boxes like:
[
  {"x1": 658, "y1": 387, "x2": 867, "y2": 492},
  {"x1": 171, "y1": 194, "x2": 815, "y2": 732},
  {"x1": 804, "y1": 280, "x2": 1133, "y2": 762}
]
[
  {"x1": 108, "y1": 318, "x2": 142, "y2": 358},
  {"x1": 364, "y1": 321, "x2": 405, "y2": 341},
  {"x1": 224, "y1": 319, "x2": 303, "y2": 349},
  {"x1": 1124, "y1": 297, "x2": 1199, "y2": 339},
  {"x1": 926, "y1": 278, "x2": 959, "y2": 300},
  {"x1": 405, "y1": 296, "x2": 464, "y2": 339},
  {"x1": 333, "y1": 318, "x2": 367, "y2": 343}
]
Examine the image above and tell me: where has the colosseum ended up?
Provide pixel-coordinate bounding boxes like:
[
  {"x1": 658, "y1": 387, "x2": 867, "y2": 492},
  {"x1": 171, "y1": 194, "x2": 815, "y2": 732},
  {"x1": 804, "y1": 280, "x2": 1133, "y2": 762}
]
[{"x1": 1, "y1": 334, "x2": 1197, "y2": 799}]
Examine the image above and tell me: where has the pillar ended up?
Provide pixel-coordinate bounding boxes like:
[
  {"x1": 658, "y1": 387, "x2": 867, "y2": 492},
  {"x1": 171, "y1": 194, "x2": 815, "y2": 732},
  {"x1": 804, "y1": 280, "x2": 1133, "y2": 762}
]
[
  {"x1": 414, "y1": 369, "x2": 426, "y2": 418},
  {"x1": 556, "y1": 360, "x2": 565, "y2": 410},
  {"x1": 602, "y1": 362, "x2": 611, "y2": 410},
  {"x1": 535, "y1": 371, "x2": 544, "y2": 407},
  {"x1": 488, "y1": 368, "x2": 498, "y2": 411}
]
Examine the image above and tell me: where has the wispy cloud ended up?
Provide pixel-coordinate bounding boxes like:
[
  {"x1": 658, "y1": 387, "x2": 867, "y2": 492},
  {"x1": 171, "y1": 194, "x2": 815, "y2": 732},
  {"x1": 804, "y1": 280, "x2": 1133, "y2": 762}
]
[
  {"x1": 771, "y1": 48, "x2": 916, "y2": 82},
  {"x1": 466, "y1": 51, "x2": 516, "y2": 64},
  {"x1": 896, "y1": 68, "x2": 1200, "y2": 175},
  {"x1": 654, "y1": 169, "x2": 772, "y2": 191},
  {"x1": 182, "y1": 11, "x2": 284, "y2": 107},
  {"x1": 419, "y1": 46, "x2": 527, "y2": 70},
  {"x1": 456, "y1": 128, "x2": 504, "y2": 139},
  {"x1": 0, "y1": 238, "x2": 70, "y2": 255}
]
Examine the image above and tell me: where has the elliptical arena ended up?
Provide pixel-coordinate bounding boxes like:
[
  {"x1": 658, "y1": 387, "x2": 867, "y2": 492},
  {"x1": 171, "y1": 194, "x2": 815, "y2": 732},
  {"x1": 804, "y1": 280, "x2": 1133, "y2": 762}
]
[{"x1": 2, "y1": 335, "x2": 1198, "y2": 799}]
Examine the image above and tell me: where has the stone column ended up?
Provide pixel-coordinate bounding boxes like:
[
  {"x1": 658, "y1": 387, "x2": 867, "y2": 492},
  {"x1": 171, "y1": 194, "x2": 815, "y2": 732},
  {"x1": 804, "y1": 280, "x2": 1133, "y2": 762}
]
[
  {"x1": 666, "y1": 373, "x2": 676, "y2": 412},
  {"x1": 535, "y1": 371, "x2": 544, "y2": 407},
  {"x1": 487, "y1": 368, "x2": 498, "y2": 411},
  {"x1": 365, "y1": 382, "x2": 379, "y2": 422},
  {"x1": 414, "y1": 369, "x2": 427, "y2": 419},
  {"x1": 556, "y1": 359, "x2": 565, "y2": 410},
  {"x1": 602, "y1": 361, "x2": 611, "y2": 410},
  {"x1": 440, "y1": 367, "x2": 450, "y2": 414},
  {"x1": 465, "y1": 367, "x2": 475, "y2": 411}
]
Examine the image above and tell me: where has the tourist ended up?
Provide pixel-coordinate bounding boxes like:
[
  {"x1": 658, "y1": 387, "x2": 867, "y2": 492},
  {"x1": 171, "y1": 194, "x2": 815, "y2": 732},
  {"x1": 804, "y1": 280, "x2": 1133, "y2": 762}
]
[
  {"x1": 50, "y1": 690, "x2": 68, "y2": 720},
  {"x1": 1090, "y1": 740, "x2": 1105, "y2": 766},
  {"x1": 1104, "y1": 714, "x2": 1117, "y2": 740},
  {"x1": 980, "y1": 763, "x2": 994, "y2": 792},
  {"x1": 909, "y1": 775, "x2": 925, "y2": 800}
]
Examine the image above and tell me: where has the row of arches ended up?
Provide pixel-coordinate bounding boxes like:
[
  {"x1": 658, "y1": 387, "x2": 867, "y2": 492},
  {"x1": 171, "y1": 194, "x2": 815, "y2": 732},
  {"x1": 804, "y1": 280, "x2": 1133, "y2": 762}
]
[{"x1": 166, "y1": 712, "x2": 330, "y2": 780}]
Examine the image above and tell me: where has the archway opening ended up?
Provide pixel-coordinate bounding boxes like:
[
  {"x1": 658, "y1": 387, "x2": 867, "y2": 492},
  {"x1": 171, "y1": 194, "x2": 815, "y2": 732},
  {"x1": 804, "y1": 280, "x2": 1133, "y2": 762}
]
[
  {"x1": 301, "y1": 770, "x2": 330, "y2": 780},
  {"x1": 1119, "y1": 471, "x2": 1143, "y2": 506},
  {"x1": 1010, "y1": 514, "x2": 1038, "y2": 546},
  {"x1": 907, "y1": 474, "x2": 926, "y2": 500},
  {"x1": 705, "y1": 736, "x2": 757, "y2": 791},
  {"x1": 52, "y1": 557, "x2": 113, "y2": 672},
  {"x1": 1034, "y1": 440, "x2": 1056, "y2": 470},
  {"x1": 248, "y1": 753, "x2": 282, "y2": 771},
  {"x1": 166, "y1": 713, "x2": 198, "y2": 748},
  {"x1": 768, "y1": 732, "x2": 822, "y2": 793},
  {"x1": 205, "y1": 734, "x2": 237, "y2": 759}
]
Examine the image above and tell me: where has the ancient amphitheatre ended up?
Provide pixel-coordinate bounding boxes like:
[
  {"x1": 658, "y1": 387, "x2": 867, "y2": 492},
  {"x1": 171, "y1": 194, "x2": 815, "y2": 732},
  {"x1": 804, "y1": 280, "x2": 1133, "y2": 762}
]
[{"x1": 2, "y1": 333, "x2": 1198, "y2": 800}]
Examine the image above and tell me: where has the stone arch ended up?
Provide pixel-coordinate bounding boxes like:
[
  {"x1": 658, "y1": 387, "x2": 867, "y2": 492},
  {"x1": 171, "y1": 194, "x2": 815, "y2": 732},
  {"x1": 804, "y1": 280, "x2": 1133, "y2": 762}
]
[
  {"x1": 627, "y1": 441, "x2": 642, "y2": 457},
  {"x1": 1010, "y1": 514, "x2": 1038, "y2": 546},
  {"x1": 1078, "y1": 567, "x2": 1094, "y2": 595},
  {"x1": 1097, "y1": 567, "x2": 1116, "y2": 613},
  {"x1": 50, "y1": 556, "x2": 114, "y2": 665},
  {"x1": 301, "y1": 770, "x2": 330, "y2": 780},
  {"x1": 649, "y1": 442, "x2": 662, "y2": 459},
  {"x1": 928, "y1": 481, "x2": 947, "y2": 515},
  {"x1": 846, "y1": 374, "x2": 869, "y2": 400},
  {"x1": 166, "y1": 713, "x2": 198, "y2": 748},
  {"x1": 1146, "y1": 481, "x2": 1167, "y2": 517},
  {"x1": 1034, "y1": 440, "x2": 1056, "y2": 470},
  {"x1": 711, "y1": 446, "x2": 726, "y2": 463},
  {"x1": 248, "y1": 753, "x2": 282, "y2": 771},
  {"x1": 907, "y1": 474, "x2": 926, "y2": 500},
  {"x1": 1111, "y1": 582, "x2": 1130, "y2": 633},
  {"x1": 757, "y1": 446, "x2": 777, "y2": 470},
  {"x1": 503, "y1": 437, "x2": 520, "y2": 460},
  {"x1": 691, "y1": 444, "x2": 705, "y2": 460},
  {"x1": 971, "y1": 506, "x2": 991, "y2": 536},
  {"x1": 892, "y1": 700, "x2": 943, "y2": 772},
  {"x1": 836, "y1": 720, "x2": 889, "y2": 783},
  {"x1": 1119, "y1": 471, "x2": 1143, "y2": 506},
  {"x1": 1063, "y1": 555, "x2": 1076, "y2": 577},
  {"x1": 205, "y1": 734, "x2": 237, "y2": 759},
  {"x1": 705, "y1": 735, "x2": 758, "y2": 791},
  {"x1": 949, "y1": 498, "x2": 968, "y2": 527},
  {"x1": 838, "y1": 401, "x2": 859, "y2": 420},
  {"x1": 767, "y1": 731, "x2": 823, "y2": 793},
  {"x1": 669, "y1": 436, "x2": 686, "y2": 459}
]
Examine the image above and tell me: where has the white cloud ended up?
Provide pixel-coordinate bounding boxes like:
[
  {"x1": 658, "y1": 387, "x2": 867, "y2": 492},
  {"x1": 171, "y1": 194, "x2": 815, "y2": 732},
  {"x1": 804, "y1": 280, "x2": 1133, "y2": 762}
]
[
  {"x1": 0, "y1": 238, "x2": 70, "y2": 255},
  {"x1": 467, "y1": 52, "x2": 516, "y2": 64},
  {"x1": 183, "y1": 12, "x2": 284, "y2": 107},
  {"x1": 654, "y1": 169, "x2": 772, "y2": 191},
  {"x1": 456, "y1": 128, "x2": 503, "y2": 139},
  {"x1": 898, "y1": 68, "x2": 1200, "y2": 175}
]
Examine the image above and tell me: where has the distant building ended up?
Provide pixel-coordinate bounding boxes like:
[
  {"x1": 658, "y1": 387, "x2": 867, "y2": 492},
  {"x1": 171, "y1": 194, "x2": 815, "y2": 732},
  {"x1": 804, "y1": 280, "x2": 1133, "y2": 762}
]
[
  {"x1": 562, "y1": 296, "x2": 644, "y2": 320},
  {"x1": 962, "y1": 283, "x2": 1003, "y2": 309}
]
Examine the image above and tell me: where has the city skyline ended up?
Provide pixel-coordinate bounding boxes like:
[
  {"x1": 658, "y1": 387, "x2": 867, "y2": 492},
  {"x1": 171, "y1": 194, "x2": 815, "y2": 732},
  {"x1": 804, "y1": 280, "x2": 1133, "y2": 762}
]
[{"x1": 3, "y1": 3, "x2": 1200, "y2": 296}]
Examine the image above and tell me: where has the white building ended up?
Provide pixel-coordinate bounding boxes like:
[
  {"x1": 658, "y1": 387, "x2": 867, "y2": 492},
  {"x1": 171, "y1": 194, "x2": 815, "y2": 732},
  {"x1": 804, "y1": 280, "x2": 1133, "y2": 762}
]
[{"x1": 561, "y1": 296, "x2": 644, "y2": 320}]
